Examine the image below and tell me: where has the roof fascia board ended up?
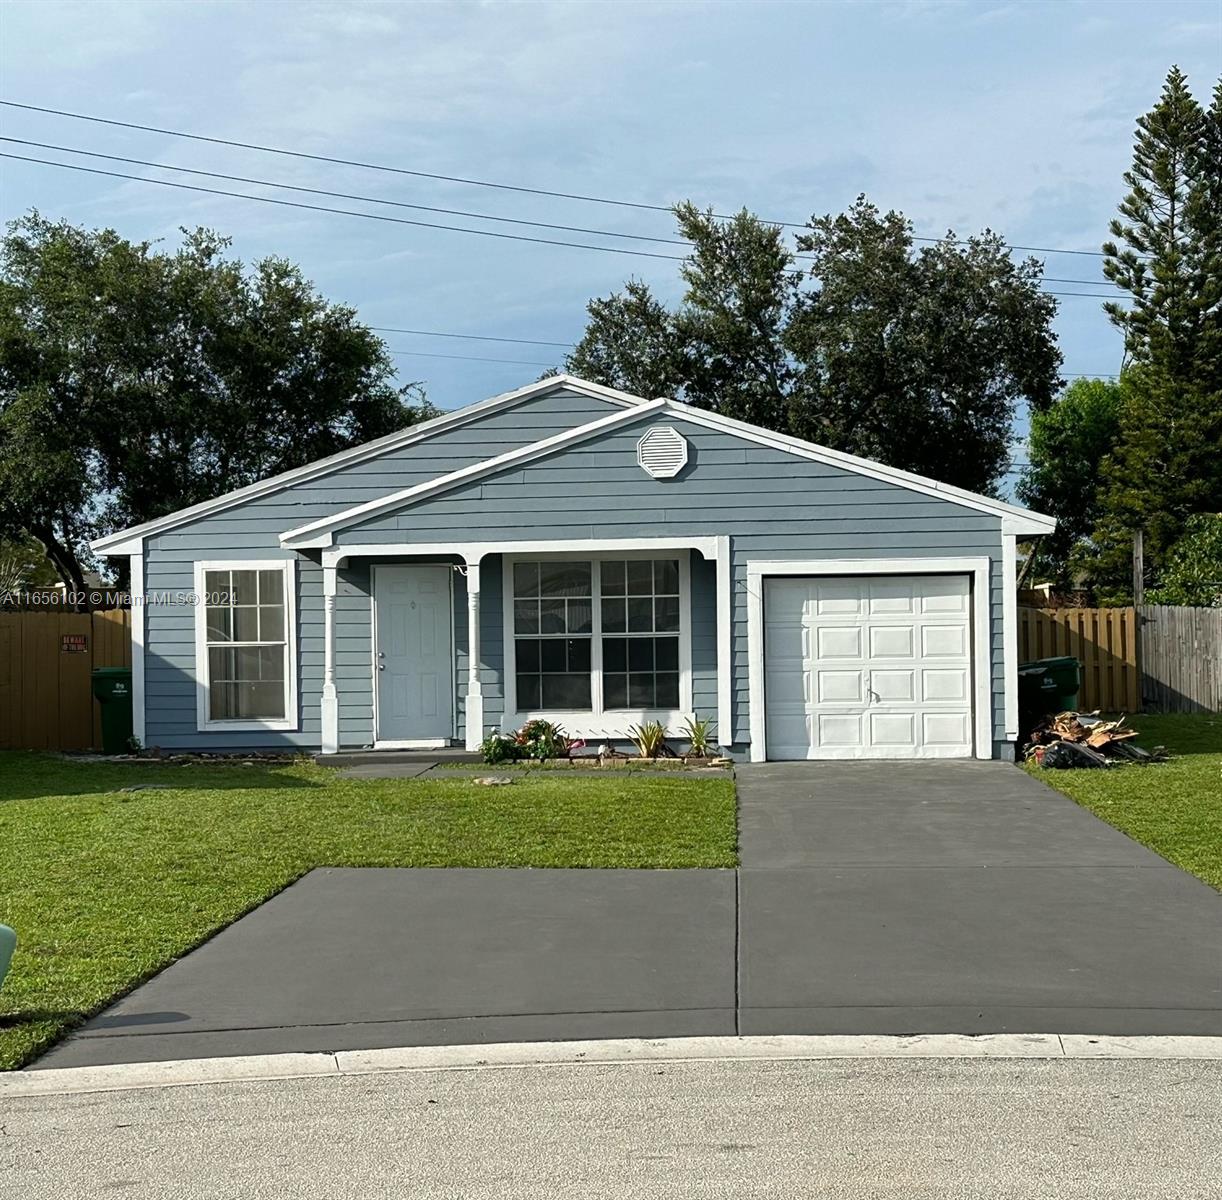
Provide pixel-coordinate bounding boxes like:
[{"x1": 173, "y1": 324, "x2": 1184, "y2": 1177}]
[
  {"x1": 90, "y1": 375, "x2": 652, "y2": 554},
  {"x1": 280, "y1": 399, "x2": 668, "y2": 548},
  {"x1": 667, "y1": 405, "x2": 1056, "y2": 532}
]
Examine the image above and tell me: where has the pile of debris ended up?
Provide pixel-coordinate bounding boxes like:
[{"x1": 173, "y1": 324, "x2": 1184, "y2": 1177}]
[{"x1": 1025, "y1": 711, "x2": 1166, "y2": 769}]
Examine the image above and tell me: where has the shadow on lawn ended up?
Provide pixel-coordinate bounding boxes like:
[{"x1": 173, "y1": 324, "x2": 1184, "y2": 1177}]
[{"x1": 0, "y1": 753, "x2": 326, "y2": 804}]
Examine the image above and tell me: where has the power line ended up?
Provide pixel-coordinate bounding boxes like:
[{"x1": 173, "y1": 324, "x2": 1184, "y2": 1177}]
[
  {"x1": 372, "y1": 326, "x2": 573, "y2": 348},
  {"x1": 0, "y1": 151, "x2": 685, "y2": 261},
  {"x1": 387, "y1": 347, "x2": 553, "y2": 367},
  {"x1": 0, "y1": 98, "x2": 1114, "y2": 259},
  {"x1": 0, "y1": 137, "x2": 690, "y2": 248}
]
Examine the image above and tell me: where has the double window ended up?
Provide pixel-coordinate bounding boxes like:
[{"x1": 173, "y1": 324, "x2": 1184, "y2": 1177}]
[
  {"x1": 511, "y1": 556, "x2": 685, "y2": 715},
  {"x1": 195, "y1": 561, "x2": 296, "y2": 729}
]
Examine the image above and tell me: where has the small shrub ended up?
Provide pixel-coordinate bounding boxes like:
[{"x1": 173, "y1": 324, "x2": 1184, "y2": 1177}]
[
  {"x1": 480, "y1": 732, "x2": 521, "y2": 765},
  {"x1": 682, "y1": 714, "x2": 716, "y2": 757},
  {"x1": 514, "y1": 719, "x2": 570, "y2": 761},
  {"x1": 627, "y1": 720, "x2": 669, "y2": 759}
]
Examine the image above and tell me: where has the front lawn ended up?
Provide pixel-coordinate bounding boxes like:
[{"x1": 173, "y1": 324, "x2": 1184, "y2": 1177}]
[
  {"x1": 1024, "y1": 713, "x2": 1222, "y2": 891},
  {"x1": 0, "y1": 753, "x2": 736, "y2": 1069}
]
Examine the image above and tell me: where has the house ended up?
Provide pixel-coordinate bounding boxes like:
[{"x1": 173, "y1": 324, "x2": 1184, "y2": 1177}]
[{"x1": 90, "y1": 376, "x2": 1055, "y2": 762}]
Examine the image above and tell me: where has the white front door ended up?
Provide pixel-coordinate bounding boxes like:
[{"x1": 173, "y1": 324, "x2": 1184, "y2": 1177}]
[
  {"x1": 374, "y1": 565, "x2": 454, "y2": 744},
  {"x1": 764, "y1": 574, "x2": 974, "y2": 760}
]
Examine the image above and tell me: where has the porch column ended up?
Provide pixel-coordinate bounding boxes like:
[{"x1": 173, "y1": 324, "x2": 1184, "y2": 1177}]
[
  {"x1": 464, "y1": 561, "x2": 483, "y2": 751},
  {"x1": 716, "y1": 536, "x2": 732, "y2": 749},
  {"x1": 321, "y1": 564, "x2": 339, "y2": 755}
]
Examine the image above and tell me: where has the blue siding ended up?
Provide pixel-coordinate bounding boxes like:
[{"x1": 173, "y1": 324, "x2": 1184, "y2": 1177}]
[{"x1": 139, "y1": 396, "x2": 1014, "y2": 757}]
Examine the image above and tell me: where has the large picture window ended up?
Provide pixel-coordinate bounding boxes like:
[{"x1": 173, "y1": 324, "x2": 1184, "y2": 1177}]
[
  {"x1": 510, "y1": 556, "x2": 686, "y2": 717},
  {"x1": 195, "y1": 561, "x2": 296, "y2": 728}
]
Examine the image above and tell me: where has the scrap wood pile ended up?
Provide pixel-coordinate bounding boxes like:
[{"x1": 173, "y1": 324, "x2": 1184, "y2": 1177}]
[{"x1": 1024, "y1": 712, "x2": 1167, "y2": 769}]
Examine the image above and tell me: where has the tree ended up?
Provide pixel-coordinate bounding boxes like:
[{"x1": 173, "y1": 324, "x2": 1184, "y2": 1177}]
[
  {"x1": 566, "y1": 196, "x2": 1062, "y2": 497},
  {"x1": 1144, "y1": 514, "x2": 1222, "y2": 607},
  {"x1": 1094, "y1": 67, "x2": 1222, "y2": 596},
  {"x1": 1017, "y1": 378, "x2": 1122, "y2": 589},
  {"x1": 0, "y1": 214, "x2": 433, "y2": 594}
]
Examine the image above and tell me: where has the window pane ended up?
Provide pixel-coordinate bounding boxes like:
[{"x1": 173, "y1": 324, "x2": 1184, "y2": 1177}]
[
  {"x1": 601, "y1": 560, "x2": 626, "y2": 595},
  {"x1": 259, "y1": 605, "x2": 285, "y2": 642},
  {"x1": 209, "y1": 646, "x2": 236, "y2": 683},
  {"x1": 258, "y1": 569, "x2": 284, "y2": 605},
  {"x1": 516, "y1": 639, "x2": 540, "y2": 672},
  {"x1": 231, "y1": 570, "x2": 259, "y2": 606},
  {"x1": 541, "y1": 673, "x2": 591, "y2": 709},
  {"x1": 244, "y1": 682, "x2": 285, "y2": 720},
  {"x1": 627, "y1": 597, "x2": 653, "y2": 632},
  {"x1": 603, "y1": 637, "x2": 627, "y2": 672},
  {"x1": 602, "y1": 598, "x2": 626, "y2": 633},
  {"x1": 566, "y1": 598, "x2": 592, "y2": 634},
  {"x1": 204, "y1": 570, "x2": 230, "y2": 601},
  {"x1": 206, "y1": 606, "x2": 231, "y2": 643},
  {"x1": 514, "y1": 562, "x2": 539, "y2": 598},
  {"x1": 655, "y1": 672, "x2": 680, "y2": 708},
  {"x1": 538, "y1": 598, "x2": 566, "y2": 635},
  {"x1": 517, "y1": 673, "x2": 541, "y2": 709},
  {"x1": 655, "y1": 636, "x2": 679, "y2": 671},
  {"x1": 655, "y1": 596, "x2": 680, "y2": 633},
  {"x1": 514, "y1": 600, "x2": 539, "y2": 634},
  {"x1": 515, "y1": 669, "x2": 540, "y2": 708},
  {"x1": 233, "y1": 606, "x2": 260, "y2": 642},
  {"x1": 654, "y1": 559, "x2": 680, "y2": 595},
  {"x1": 629, "y1": 673, "x2": 656, "y2": 707},
  {"x1": 539, "y1": 561, "x2": 591, "y2": 597},
  {"x1": 540, "y1": 639, "x2": 567, "y2": 672},
  {"x1": 209, "y1": 680, "x2": 238, "y2": 720},
  {"x1": 604, "y1": 673, "x2": 629, "y2": 709},
  {"x1": 626, "y1": 560, "x2": 653, "y2": 594},
  {"x1": 256, "y1": 646, "x2": 284, "y2": 682},
  {"x1": 628, "y1": 638, "x2": 653, "y2": 671},
  {"x1": 567, "y1": 637, "x2": 591, "y2": 673}
]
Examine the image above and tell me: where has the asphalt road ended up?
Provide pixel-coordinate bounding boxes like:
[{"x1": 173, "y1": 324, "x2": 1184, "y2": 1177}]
[{"x1": 4, "y1": 1057, "x2": 1221, "y2": 1199}]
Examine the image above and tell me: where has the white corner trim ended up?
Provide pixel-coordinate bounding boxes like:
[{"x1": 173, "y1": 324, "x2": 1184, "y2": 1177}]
[
  {"x1": 465, "y1": 562, "x2": 483, "y2": 752},
  {"x1": 129, "y1": 548, "x2": 146, "y2": 749},
  {"x1": 321, "y1": 565, "x2": 339, "y2": 755},
  {"x1": 1002, "y1": 535, "x2": 1020, "y2": 739},
  {"x1": 192, "y1": 559, "x2": 299, "y2": 733},
  {"x1": 668, "y1": 406, "x2": 1057, "y2": 532},
  {"x1": 281, "y1": 400, "x2": 667, "y2": 548},
  {"x1": 715, "y1": 536, "x2": 733, "y2": 745},
  {"x1": 744, "y1": 558, "x2": 994, "y2": 763},
  {"x1": 89, "y1": 375, "x2": 656, "y2": 554}
]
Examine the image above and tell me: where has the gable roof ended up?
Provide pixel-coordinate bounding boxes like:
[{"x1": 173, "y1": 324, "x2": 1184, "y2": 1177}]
[
  {"x1": 89, "y1": 375, "x2": 652, "y2": 554},
  {"x1": 279, "y1": 388, "x2": 1055, "y2": 549}
]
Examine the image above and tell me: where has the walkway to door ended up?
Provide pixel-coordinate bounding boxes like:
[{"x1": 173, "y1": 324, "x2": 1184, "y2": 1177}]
[{"x1": 32, "y1": 763, "x2": 1222, "y2": 1067}]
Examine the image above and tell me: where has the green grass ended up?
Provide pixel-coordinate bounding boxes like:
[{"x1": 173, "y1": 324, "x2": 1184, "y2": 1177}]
[
  {"x1": 0, "y1": 752, "x2": 736, "y2": 1070},
  {"x1": 1024, "y1": 713, "x2": 1222, "y2": 890}
]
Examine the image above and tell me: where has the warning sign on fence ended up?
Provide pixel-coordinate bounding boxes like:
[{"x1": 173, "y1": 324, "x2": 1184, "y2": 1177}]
[{"x1": 61, "y1": 633, "x2": 88, "y2": 654}]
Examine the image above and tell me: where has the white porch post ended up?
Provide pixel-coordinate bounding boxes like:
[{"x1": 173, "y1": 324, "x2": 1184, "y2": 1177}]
[
  {"x1": 321, "y1": 564, "x2": 339, "y2": 754},
  {"x1": 715, "y1": 536, "x2": 732, "y2": 750},
  {"x1": 465, "y1": 560, "x2": 483, "y2": 751}
]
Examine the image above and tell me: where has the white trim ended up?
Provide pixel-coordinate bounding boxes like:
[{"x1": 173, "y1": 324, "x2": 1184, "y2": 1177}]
[
  {"x1": 744, "y1": 558, "x2": 993, "y2": 763},
  {"x1": 89, "y1": 376, "x2": 654, "y2": 554},
  {"x1": 128, "y1": 549, "x2": 146, "y2": 749},
  {"x1": 1002, "y1": 535, "x2": 1019, "y2": 739},
  {"x1": 465, "y1": 562, "x2": 483, "y2": 752},
  {"x1": 715, "y1": 536, "x2": 733, "y2": 746},
  {"x1": 192, "y1": 559, "x2": 299, "y2": 733},
  {"x1": 281, "y1": 401, "x2": 667, "y2": 548},
  {"x1": 501, "y1": 550, "x2": 694, "y2": 739},
  {"x1": 324, "y1": 537, "x2": 722, "y2": 570},
  {"x1": 669, "y1": 407, "x2": 1057, "y2": 532},
  {"x1": 371, "y1": 563, "x2": 457, "y2": 746},
  {"x1": 321, "y1": 565, "x2": 339, "y2": 755}
]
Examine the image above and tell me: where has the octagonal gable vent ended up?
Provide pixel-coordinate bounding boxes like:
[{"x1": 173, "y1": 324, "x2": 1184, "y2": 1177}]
[{"x1": 637, "y1": 426, "x2": 688, "y2": 479}]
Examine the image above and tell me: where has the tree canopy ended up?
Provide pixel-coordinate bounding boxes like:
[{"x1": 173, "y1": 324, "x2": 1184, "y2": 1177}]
[
  {"x1": 565, "y1": 196, "x2": 1062, "y2": 497},
  {"x1": 0, "y1": 214, "x2": 432, "y2": 592}
]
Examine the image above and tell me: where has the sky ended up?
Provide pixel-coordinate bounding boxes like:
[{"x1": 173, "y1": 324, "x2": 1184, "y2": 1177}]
[{"x1": 2, "y1": 0, "x2": 1221, "y2": 481}]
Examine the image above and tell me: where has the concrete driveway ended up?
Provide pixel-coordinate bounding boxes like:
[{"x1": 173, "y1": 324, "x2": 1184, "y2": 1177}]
[{"x1": 34, "y1": 762, "x2": 1222, "y2": 1068}]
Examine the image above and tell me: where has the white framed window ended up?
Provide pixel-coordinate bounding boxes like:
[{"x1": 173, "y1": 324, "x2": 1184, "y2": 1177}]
[
  {"x1": 503, "y1": 551, "x2": 692, "y2": 734},
  {"x1": 193, "y1": 559, "x2": 298, "y2": 731}
]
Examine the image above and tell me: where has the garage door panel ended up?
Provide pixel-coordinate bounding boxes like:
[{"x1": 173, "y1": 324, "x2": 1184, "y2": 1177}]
[{"x1": 764, "y1": 574, "x2": 974, "y2": 761}]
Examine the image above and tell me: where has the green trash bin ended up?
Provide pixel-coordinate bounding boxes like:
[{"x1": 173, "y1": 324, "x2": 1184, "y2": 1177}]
[
  {"x1": 0, "y1": 925, "x2": 15, "y2": 994},
  {"x1": 92, "y1": 666, "x2": 134, "y2": 754},
  {"x1": 1017, "y1": 655, "x2": 1082, "y2": 714}
]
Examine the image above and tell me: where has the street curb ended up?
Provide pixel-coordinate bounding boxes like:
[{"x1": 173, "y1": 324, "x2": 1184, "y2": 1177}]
[{"x1": 6, "y1": 1033, "x2": 1222, "y2": 1097}]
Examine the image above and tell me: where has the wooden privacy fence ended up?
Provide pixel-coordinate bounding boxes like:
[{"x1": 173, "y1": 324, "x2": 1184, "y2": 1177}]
[
  {"x1": 1018, "y1": 607, "x2": 1140, "y2": 713},
  {"x1": 0, "y1": 609, "x2": 131, "y2": 751},
  {"x1": 1139, "y1": 605, "x2": 1222, "y2": 713}
]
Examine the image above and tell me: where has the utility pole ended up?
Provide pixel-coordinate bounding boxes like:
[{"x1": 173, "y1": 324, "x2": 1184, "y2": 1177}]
[{"x1": 1131, "y1": 529, "x2": 1144, "y2": 606}]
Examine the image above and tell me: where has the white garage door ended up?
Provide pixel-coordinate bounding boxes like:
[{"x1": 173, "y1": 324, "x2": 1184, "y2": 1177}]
[{"x1": 763, "y1": 575, "x2": 974, "y2": 760}]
